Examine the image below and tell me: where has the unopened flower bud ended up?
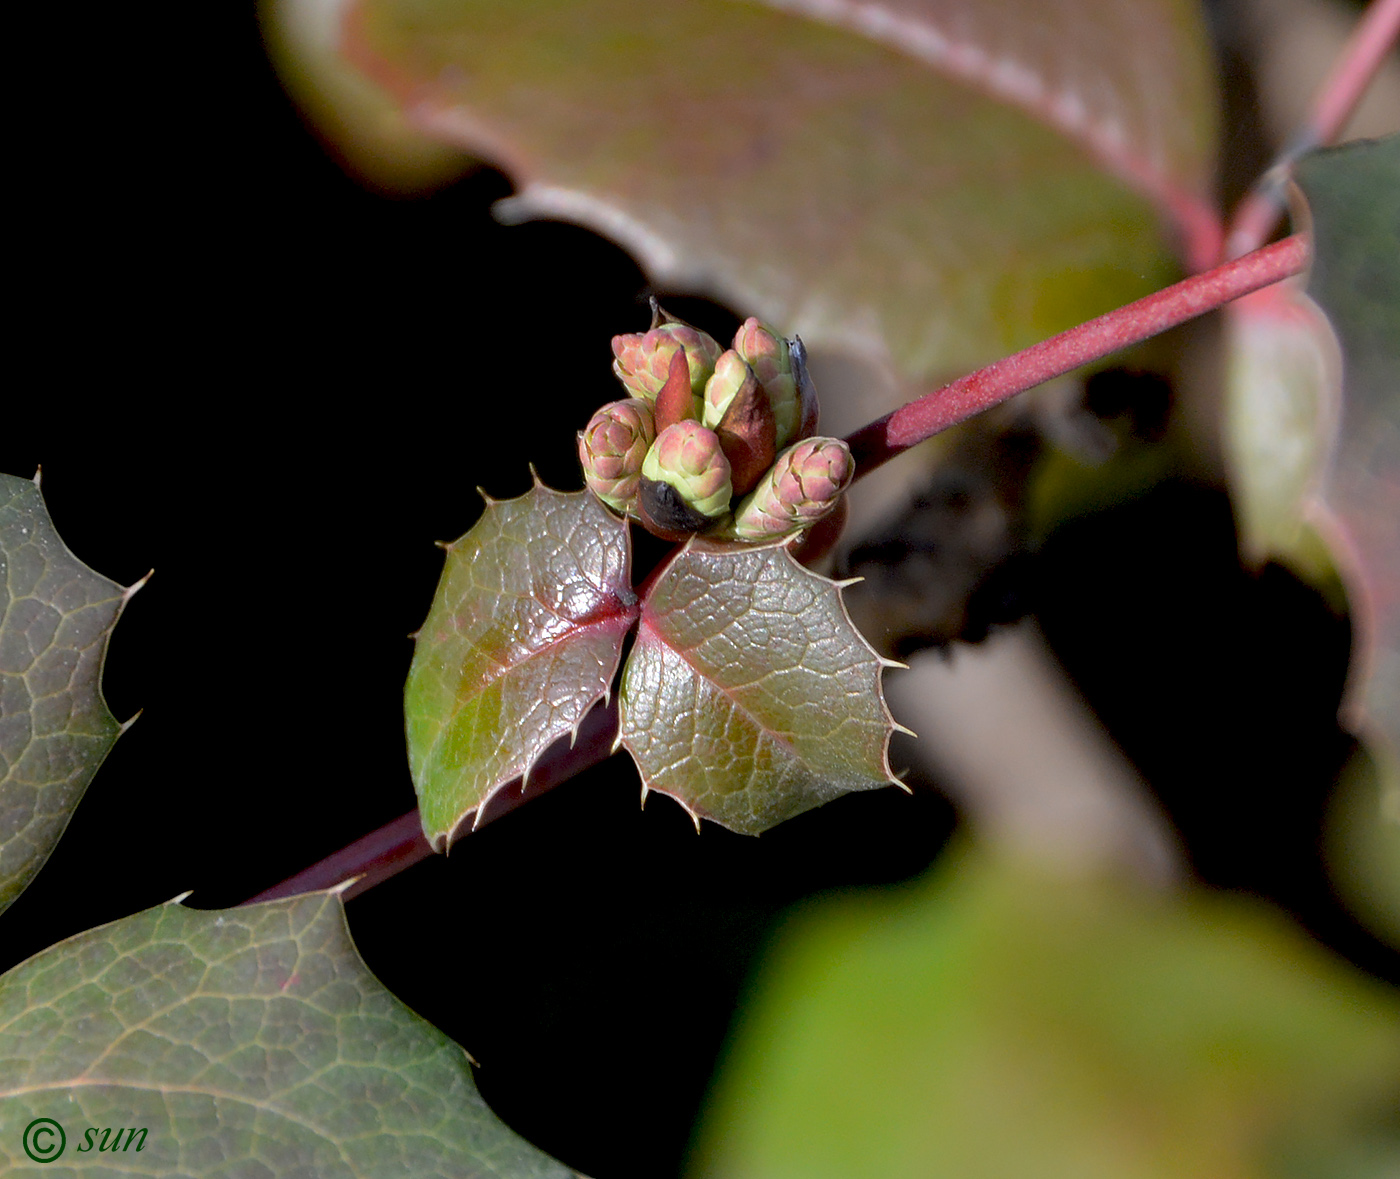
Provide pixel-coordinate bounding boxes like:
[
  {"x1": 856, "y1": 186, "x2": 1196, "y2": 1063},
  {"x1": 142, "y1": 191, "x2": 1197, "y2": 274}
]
[
  {"x1": 734, "y1": 318, "x2": 813, "y2": 447},
  {"x1": 637, "y1": 421, "x2": 733, "y2": 539},
  {"x1": 731, "y1": 437, "x2": 853, "y2": 541},
  {"x1": 579, "y1": 398, "x2": 655, "y2": 515},
  {"x1": 653, "y1": 348, "x2": 704, "y2": 435},
  {"x1": 703, "y1": 350, "x2": 776, "y2": 497},
  {"x1": 612, "y1": 318, "x2": 722, "y2": 405}
]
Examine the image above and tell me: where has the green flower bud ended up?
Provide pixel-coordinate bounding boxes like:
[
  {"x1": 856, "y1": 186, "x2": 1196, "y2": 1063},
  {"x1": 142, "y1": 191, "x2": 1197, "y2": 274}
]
[
  {"x1": 703, "y1": 350, "x2": 777, "y2": 498},
  {"x1": 734, "y1": 317, "x2": 806, "y2": 447},
  {"x1": 702, "y1": 350, "x2": 758, "y2": 428},
  {"x1": 612, "y1": 321, "x2": 723, "y2": 405},
  {"x1": 637, "y1": 420, "x2": 733, "y2": 538},
  {"x1": 731, "y1": 436, "x2": 853, "y2": 541},
  {"x1": 579, "y1": 398, "x2": 655, "y2": 515}
]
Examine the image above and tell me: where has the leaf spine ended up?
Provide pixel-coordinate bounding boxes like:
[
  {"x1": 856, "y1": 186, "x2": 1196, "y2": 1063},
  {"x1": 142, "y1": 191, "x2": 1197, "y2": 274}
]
[{"x1": 123, "y1": 568, "x2": 154, "y2": 601}]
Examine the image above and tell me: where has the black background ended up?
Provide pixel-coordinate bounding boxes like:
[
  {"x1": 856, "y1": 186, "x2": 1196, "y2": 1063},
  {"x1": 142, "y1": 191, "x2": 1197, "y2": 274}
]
[{"x1": 2, "y1": 7, "x2": 1392, "y2": 1177}]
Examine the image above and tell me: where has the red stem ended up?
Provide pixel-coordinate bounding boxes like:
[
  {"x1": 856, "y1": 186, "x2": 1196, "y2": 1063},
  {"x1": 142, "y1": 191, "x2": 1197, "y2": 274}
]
[
  {"x1": 843, "y1": 234, "x2": 1310, "y2": 479},
  {"x1": 246, "y1": 236, "x2": 1309, "y2": 906},
  {"x1": 245, "y1": 702, "x2": 620, "y2": 904},
  {"x1": 1225, "y1": 0, "x2": 1400, "y2": 259}
]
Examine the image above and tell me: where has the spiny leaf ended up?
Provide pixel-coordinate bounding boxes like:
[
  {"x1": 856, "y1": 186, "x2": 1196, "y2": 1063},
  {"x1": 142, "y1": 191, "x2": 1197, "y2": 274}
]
[
  {"x1": 0, "y1": 892, "x2": 579, "y2": 1177},
  {"x1": 619, "y1": 539, "x2": 902, "y2": 835},
  {"x1": 1295, "y1": 135, "x2": 1400, "y2": 794},
  {"x1": 692, "y1": 847, "x2": 1400, "y2": 1179},
  {"x1": 319, "y1": 0, "x2": 1216, "y2": 386},
  {"x1": 0, "y1": 473, "x2": 138, "y2": 917},
  {"x1": 405, "y1": 483, "x2": 636, "y2": 850}
]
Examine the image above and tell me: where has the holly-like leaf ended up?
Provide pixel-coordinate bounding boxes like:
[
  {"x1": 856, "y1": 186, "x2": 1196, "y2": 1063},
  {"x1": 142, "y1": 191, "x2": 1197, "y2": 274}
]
[
  {"x1": 405, "y1": 482, "x2": 636, "y2": 850},
  {"x1": 692, "y1": 848, "x2": 1400, "y2": 1179},
  {"x1": 1295, "y1": 136, "x2": 1400, "y2": 792},
  {"x1": 619, "y1": 539, "x2": 902, "y2": 835},
  {"x1": 0, "y1": 892, "x2": 579, "y2": 1177},
  {"x1": 298, "y1": 0, "x2": 1218, "y2": 386},
  {"x1": 0, "y1": 474, "x2": 138, "y2": 917}
]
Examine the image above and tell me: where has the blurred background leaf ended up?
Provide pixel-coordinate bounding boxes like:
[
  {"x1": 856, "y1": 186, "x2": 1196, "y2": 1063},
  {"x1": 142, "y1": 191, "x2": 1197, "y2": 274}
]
[
  {"x1": 265, "y1": 0, "x2": 1219, "y2": 389},
  {"x1": 693, "y1": 844, "x2": 1400, "y2": 1179}
]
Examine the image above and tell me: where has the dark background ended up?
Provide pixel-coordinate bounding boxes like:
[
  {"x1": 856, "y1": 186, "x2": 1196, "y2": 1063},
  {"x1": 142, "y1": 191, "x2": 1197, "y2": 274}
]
[{"x1": 2, "y1": 6, "x2": 1392, "y2": 1177}]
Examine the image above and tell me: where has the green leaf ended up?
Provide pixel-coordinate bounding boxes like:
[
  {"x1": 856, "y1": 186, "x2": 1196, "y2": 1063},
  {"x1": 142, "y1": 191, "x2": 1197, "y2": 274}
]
[
  {"x1": 1295, "y1": 135, "x2": 1400, "y2": 794},
  {"x1": 0, "y1": 474, "x2": 136, "y2": 917},
  {"x1": 405, "y1": 482, "x2": 636, "y2": 850},
  {"x1": 1221, "y1": 283, "x2": 1343, "y2": 599},
  {"x1": 0, "y1": 892, "x2": 578, "y2": 1177},
  {"x1": 317, "y1": 0, "x2": 1217, "y2": 385},
  {"x1": 692, "y1": 847, "x2": 1400, "y2": 1179},
  {"x1": 619, "y1": 539, "x2": 902, "y2": 835}
]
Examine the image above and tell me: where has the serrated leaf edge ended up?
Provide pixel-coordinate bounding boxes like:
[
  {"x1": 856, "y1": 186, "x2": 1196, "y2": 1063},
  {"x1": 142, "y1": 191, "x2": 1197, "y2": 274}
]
[
  {"x1": 619, "y1": 534, "x2": 911, "y2": 833},
  {"x1": 419, "y1": 479, "x2": 636, "y2": 853}
]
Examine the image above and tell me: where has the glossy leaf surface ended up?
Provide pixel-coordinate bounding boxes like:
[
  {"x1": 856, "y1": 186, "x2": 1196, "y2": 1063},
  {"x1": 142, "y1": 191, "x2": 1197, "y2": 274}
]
[
  {"x1": 331, "y1": 0, "x2": 1217, "y2": 385},
  {"x1": 406, "y1": 484, "x2": 636, "y2": 849},
  {"x1": 1296, "y1": 136, "x2": 1400, "y2": 792},
  {"x1": 693, "y1": 847, "x2": 1400, "y2": 1178},
  {"x1": 0, "y1": 893, "x2": 577, "y2": 1177},
  {"x1": 0, "y1": 474, "x2": 130, "y2": 916},
  {"x1": 619, "y1": 540, "x2": 900, "y2": 835}
]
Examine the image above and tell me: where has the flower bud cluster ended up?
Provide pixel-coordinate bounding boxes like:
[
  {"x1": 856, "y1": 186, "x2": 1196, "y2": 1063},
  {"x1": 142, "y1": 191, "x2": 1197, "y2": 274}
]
[{"x1": 579, "y1": 301, "x2": 852, "y2": 544}]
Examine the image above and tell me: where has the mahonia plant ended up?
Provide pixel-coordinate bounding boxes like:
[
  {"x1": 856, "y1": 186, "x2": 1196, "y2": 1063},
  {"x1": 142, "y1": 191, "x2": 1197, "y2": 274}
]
[{"x1": 404, "y1": 303, "x2": 905, "y2": 848}]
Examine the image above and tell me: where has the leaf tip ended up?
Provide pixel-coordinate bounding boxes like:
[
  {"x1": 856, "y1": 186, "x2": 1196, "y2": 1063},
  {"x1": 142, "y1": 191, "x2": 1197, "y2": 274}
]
[
  {"x1": 123, "y1": 568, "x2": 154, "y2": 602},
  {"x1": 329, "y1": 875, "x2": 362, "y2": 897},
  {"x1": 31, "y1": 464, "x2": 42, "y2": 489},
  {"x1": 119, "y1": 708, "x2": 144, "y2": 735},
  {"x1": 434, "y1": 539, "x2": 453, "y2": 551}
]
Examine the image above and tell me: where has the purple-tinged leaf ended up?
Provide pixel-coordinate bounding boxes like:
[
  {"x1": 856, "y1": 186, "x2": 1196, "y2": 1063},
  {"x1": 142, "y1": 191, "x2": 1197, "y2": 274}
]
[
  {"x1": 405, "y1": 482, "x2": 637, "y2": 850},
  {"x1": 324, "y1": 0, "x2": 1218, "y2": 386},
  {"x1": 619, "y1": 539, "x2": 903, "y2": 835}
]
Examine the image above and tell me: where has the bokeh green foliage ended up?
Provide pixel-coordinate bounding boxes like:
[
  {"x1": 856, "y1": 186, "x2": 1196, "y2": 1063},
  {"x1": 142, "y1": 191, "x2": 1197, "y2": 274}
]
[{"x1": 695, "y1": 845, "x2": 1400, "y2": 1179}]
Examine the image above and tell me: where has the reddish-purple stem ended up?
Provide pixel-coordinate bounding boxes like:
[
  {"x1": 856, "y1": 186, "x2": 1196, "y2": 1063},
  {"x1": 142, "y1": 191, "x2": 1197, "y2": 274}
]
[
  {"x1": 844, "y1": 234, "x2": 1310, "y2": 479},
  {"x1": 246, "y1": 235, "x2": 1310, "y2": 906},
  {"x1": 1225, "y1": 0, "x2": 1400, "y2": 259},
  {"x1": 245, "y1": 703, "x2": 620, "y2": 904}
]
